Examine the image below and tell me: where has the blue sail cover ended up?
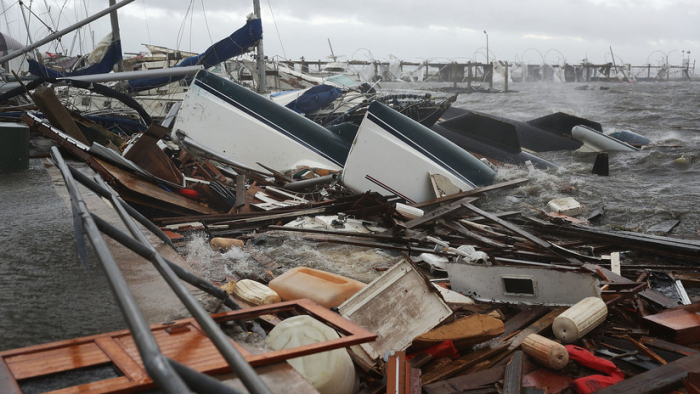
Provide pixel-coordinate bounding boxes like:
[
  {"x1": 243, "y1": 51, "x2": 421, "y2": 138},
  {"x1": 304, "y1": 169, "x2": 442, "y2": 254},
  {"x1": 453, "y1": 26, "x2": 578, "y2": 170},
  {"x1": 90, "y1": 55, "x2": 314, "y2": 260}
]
[
  {"x1": 127, "y1": 18, "x2": 262, "y2": 93},
  {"x1": 286, "y1": 84, "x2": 342, "y2": 114},
  {"x1": 28, "y1": 39, "x2": 123, "y2": 78}
]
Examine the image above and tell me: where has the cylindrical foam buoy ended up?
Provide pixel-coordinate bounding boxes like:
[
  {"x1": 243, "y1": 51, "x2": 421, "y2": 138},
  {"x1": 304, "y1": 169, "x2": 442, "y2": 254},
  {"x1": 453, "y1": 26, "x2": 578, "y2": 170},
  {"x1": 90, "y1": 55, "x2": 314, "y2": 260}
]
[
  {"x1": 522, "y1": 333, "x2": 569, "y2": 370},
  {"x1": 0, "y1": 122, "x2": 29, "y2": 173},
  {"x1": 229, "y1": 279, "x2": 281, "y2": 306},
  {"x1": 553, "y1": 297, "x2": 608, "y2": 343},
  {"x1": 210, "y1": 237, "x2": 244, "y2": 251}
]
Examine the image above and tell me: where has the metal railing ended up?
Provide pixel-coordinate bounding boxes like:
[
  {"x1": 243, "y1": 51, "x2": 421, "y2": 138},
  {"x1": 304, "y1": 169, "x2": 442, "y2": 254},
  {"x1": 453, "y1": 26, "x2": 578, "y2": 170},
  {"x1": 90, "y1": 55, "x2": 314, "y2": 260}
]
[{"x1": 51, "y1": 146, "x2": 272, "y2": 394}]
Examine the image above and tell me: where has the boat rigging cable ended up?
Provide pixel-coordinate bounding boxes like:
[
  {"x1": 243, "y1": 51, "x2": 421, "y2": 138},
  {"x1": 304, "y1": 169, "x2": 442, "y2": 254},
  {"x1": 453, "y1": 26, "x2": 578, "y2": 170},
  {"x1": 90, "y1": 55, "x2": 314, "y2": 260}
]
[{"x1": 266, "y1": 0, "x2": 287, "y2": 59}]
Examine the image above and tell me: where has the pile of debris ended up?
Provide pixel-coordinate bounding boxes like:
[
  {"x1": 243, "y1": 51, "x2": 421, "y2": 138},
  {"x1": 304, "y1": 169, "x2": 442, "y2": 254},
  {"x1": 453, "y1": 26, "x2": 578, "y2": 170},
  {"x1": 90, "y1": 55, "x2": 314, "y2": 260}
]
[{"x1": 4, "y1": 81, "x2": 700, "y2": 394}]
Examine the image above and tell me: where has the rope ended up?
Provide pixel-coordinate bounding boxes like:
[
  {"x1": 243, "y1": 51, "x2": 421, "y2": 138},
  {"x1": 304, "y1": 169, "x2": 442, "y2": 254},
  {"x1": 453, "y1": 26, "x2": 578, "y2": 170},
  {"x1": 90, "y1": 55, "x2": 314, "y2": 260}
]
[{"x1": 266, "y1": 0, "x2": 286, "y2": 60}]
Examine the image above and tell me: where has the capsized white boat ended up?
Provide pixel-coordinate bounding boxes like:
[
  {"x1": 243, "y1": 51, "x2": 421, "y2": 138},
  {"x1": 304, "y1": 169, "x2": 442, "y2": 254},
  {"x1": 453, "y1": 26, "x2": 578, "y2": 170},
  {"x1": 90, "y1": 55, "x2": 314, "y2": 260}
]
[
  {"x1": 572, "y1": 125, "x2": 638, "y2": 153},
  {"x1": 340, "y1": 101, "x2": 496, "y2": 204},
  {"x1": 172, "y1": 70, "x2": 350, "y2": 172}
]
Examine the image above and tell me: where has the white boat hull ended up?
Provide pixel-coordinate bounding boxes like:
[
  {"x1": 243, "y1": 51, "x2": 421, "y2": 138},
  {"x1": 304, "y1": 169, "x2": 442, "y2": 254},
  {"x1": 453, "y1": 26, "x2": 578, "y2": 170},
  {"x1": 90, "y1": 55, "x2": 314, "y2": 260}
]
[
  {"x1": 173, "y1": 71, "x2": 348, "y2": 172},
  {"x1": 341, "y1": 102, "x2": 495, "y2": 203},
  {"x1": 572, "y1": 125, "x2": 637, "y2": 153}
]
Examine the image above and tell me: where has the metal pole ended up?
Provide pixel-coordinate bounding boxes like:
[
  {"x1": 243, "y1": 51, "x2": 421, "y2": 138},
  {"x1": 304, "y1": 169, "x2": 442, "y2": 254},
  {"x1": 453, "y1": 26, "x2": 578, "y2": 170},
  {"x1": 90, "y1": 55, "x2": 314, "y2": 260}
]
[
  {"x1": 0, "y1": 0, "x2": 136, "y2": 64},
  {"x1": 253, "y1": 0, "x2": 266, "y2": 93},
  {"x1": 89, "y1": 213, "x2": 241, "y2": 311},
  {"x1": 96, "y1": 177, "x2": 273, "y2": 394},
  {"x1": 108, "y1": 0, "x2": 125, "y2": 72},
  {"x1": 50, "y1": 147, "x2": 189, "y2": 393},
  {"x1": 67, "y1": 165, "x2": 176, "y2": 249},
  {"x1": 18, "y1": 1, "x2": 35, "y2": 46}
]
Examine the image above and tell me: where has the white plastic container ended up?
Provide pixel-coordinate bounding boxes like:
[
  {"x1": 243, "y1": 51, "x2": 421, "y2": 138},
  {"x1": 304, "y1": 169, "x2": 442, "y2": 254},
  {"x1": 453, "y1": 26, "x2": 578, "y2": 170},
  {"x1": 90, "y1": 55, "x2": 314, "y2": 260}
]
[
  {"x1": 546, "y1": 197, "x2": 583, "y2": 217},
  {"x1": 269, "y1": 267, "x2": 365, "y2": 309},
  {"x1": 552, "y1": 296, "x2": 608, "y2": 343},
  {"x1": 265, "y1": 315, "x2": 358, "y2": 394}
]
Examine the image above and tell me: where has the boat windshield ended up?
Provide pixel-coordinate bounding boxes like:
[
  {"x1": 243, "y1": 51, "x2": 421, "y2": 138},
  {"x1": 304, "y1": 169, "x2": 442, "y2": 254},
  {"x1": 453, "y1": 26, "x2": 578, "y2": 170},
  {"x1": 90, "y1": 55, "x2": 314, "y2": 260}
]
[{"x1": 326, "y1": 74, "x2": 360, "y2": 89}]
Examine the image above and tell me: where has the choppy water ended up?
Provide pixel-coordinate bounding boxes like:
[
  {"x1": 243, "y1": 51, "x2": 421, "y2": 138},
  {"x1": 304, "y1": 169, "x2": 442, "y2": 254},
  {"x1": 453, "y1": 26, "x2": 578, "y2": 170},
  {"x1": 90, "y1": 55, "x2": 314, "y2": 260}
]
[
  {"x1": 1, "y1": 80, "x2": 698, "y2": 354},
  {"x1": 387, "y1": 80, "x2": 700, "y2": 237},
  {"x1": 0, "y1": 160, "x2": 125, "y2": 351}
]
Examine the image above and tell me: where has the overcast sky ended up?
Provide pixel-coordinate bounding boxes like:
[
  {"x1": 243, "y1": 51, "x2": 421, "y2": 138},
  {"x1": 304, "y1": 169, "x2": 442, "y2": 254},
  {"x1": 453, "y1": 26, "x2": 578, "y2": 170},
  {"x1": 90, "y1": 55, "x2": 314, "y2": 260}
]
[{"x1": 4, "y1": 0, "x2": 698, "y2": 67}]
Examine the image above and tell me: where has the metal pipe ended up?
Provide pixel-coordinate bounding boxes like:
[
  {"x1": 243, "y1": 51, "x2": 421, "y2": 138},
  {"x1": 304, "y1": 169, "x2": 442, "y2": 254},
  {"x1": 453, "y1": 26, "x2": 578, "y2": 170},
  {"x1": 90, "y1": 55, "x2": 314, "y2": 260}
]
[
  {"x1": 89, "y1": 213, "x2": 241, "y2": 311},
  {"x1": 168, "y1": 360, "x2": 246, "y2": 394},
  {"x1": 283, "y1": 174, "x2": 336, "y2": 192},
  {"x1": 253, "y1": 0, "x2": 266, "y2": 93},
  {"x1": 0, "y1": 0, "x2": 137, "y2": 64},
  {"x1": 50, "y1": 147, "x2": 189, "y2": 393},
  {"x1": 66, "y1": 165, "x2": 176, "y2": 249},
  {"x1": 96, "y1": 177, "x2": 272, "y2": 394},
  {"x1": 58, "y1": 65, "x2": 203, "y2": 83},
  {"x1": 108, "y1": 0, "x2": 124, "y2": 73}
]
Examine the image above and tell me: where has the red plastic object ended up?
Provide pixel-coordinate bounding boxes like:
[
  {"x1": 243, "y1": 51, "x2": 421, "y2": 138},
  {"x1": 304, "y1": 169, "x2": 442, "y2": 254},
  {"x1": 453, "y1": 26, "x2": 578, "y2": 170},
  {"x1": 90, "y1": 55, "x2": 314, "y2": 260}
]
[
  {"x1": 407, "y1": 340, "x2": 459, "y2": 361},
  {"x1": 176, "y1": 189, "x2": 199, "y2": 200},
  {"x1": 566, "y1": 345, "x2": 624, "y2": 394}
]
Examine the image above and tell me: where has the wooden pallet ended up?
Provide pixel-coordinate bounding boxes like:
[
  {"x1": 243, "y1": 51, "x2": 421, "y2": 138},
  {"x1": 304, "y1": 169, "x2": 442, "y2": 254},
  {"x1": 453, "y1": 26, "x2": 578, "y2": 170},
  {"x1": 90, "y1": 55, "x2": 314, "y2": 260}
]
[{"x1": 0, "y1": 299, "x2": 376, "y2": 394}]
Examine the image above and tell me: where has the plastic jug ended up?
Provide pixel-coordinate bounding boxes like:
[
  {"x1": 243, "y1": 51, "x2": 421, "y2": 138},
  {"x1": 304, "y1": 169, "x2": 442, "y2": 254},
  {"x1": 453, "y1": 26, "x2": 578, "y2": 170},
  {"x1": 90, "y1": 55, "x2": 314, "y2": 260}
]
[
  {"x1": 268, "y1": 267, "x2": 365, "y2": 309},
  {"x1": 265, "y1": 315, "x2": 358, "y2": 394}
]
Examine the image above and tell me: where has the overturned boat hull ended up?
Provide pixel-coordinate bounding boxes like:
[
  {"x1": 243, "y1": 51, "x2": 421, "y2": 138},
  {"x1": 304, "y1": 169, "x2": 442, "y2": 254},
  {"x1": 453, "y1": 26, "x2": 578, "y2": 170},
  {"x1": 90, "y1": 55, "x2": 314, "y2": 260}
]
[
  {"x1": 440, "y1": 107, "x2": 601, "y2": 152},
  {"x1": 431, "y1": 111, "x2": 558, "y2": 169},
  {"x1": 341, "y1": 102, "x2": 496, "y2": 203},
  {"x1": 173, "y1": 70, "x2": 350, "y2": 172}
]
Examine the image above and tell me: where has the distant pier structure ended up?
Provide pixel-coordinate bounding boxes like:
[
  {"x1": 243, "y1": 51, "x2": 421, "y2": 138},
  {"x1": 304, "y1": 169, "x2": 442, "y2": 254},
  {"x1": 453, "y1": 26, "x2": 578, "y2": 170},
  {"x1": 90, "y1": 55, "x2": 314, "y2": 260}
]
[{"x1": 278, "y1": 58, "x2": 697, "y2": 87}]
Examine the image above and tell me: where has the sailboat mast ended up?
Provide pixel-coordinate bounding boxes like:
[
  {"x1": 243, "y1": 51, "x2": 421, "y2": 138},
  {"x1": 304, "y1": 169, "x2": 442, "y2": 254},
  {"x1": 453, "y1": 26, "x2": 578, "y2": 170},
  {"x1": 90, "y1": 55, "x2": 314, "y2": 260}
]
[
  {"x1": 108, "y1": 0, "x2": 124, "y2": 72},
  {"x1": 18, "y1": 1, "x2": 35, "y2": 46},
  {"x1": 253, "y1": 0, "x2": 266, "y2": 93}
]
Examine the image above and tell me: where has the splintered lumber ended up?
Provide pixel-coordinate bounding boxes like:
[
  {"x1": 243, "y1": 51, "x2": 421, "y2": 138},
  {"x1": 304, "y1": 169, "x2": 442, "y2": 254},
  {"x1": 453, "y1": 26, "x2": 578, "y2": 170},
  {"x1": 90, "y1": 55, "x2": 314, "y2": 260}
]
[
  {"x1": 595, "y1": 353, "x2": 700, "y2": 394},
  {"x1": 438, "y1": 219, "x2": 509, "y2": 248},
  {"x1": 409, "y1": 178, "x2": 529, "y2": 209},
  {"x1": 584, "y1": 264, "x2": 679, "y2": 309},
  {"x1": 639, "y1": 337, "x2": 700, "y2": 357},
  {"x1": 403, "y1": 196, "x2": 479, "y2": 229},
  {"x1": 503, "y1": 351, "x2": 524, "y2": 394},
  {"x1": 508, "y1": 308, "x2": 567, "y2": 351},
  {"x1": 30, "y1": 85, "x2": 89, "y2": 145},
  {"x1": 412, "y1": 314, "x2": 505, "y2": 351},
  {"x1": 499, "y1": 306, "x2": 552, "y2": 340},
  {"x1": 423, "y1": 361, "x2": 508, "y2": 392},
  {"x1": 461, "y1": 202, "x2": 551, "y2": 250},
  {"x1": 420, "y1": 342, "x2": 510, "y2": 385},
  {"x1": 122, "y1": 123, "x2": 183, "y2": 185}
]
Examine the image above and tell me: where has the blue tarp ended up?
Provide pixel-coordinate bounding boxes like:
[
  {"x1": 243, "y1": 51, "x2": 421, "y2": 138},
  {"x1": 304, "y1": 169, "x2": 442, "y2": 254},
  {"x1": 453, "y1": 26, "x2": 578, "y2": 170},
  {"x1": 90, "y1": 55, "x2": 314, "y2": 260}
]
[
  {"x1": 127, "y1": 18, "x2": 262, "y2": 93},
  {"x1": 286, "y1": 84, "x2": 342, "y2": 114},
  {"x1": 28, "y1": 40, "x2": 123, "y2": 78}
]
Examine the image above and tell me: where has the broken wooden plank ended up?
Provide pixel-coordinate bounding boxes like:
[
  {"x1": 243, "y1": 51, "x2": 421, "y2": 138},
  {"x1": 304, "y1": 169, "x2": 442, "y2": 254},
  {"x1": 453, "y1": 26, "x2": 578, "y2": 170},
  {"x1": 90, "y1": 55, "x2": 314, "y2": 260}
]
[
  {"x1": 421, "y1": 342, "x2": 509, "y2": 386},
  {"x1": 503, "y1": 351, "x2": 524, "y2": 394},
  {"x1": 639, "y1": 337, "x2": 700, "y2": 357},
  {"x1": 423, "y1": 365, "x2": 507, "y2": 394},
  {"x1": 31, "y1": 85, "x2": 89, "y2": 145},
  {"x1": 595, "y1": 353, "x2": 700, "y2": 394},
  {"x1": 508, "y1": 308, "x2": 566, "y2": 351},
  {"x1": 584, "y1": 264, "x2": 679, "y2": 309},
  {"x1": 461, "y1": 203, "x2": 551, "y2": 250},
  {"x1": 438, "y1": 219, "x2": 509, "y2": 249},
  {"x1": 409, "y1": 178, "x2": 529, "y2": 209},
  {"x1": 403, "y1": 196, "x2": 479, "y2": 229},
  {"x1": 647, "y1": 219, "x2": 680, "y2": 235}
]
